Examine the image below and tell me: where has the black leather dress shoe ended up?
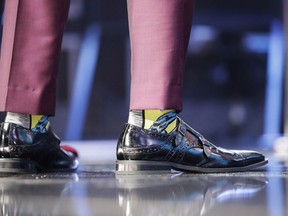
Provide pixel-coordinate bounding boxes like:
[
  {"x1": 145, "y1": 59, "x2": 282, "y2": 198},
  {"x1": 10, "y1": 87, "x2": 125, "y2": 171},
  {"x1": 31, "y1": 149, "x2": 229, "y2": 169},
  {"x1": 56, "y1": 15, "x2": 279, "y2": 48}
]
[
  {"x1": 116, "y1": 117, "x2": 268, "y2": 174},
  {"x1": 0, "y1": 122, "x2": 79, "y2": 173}
]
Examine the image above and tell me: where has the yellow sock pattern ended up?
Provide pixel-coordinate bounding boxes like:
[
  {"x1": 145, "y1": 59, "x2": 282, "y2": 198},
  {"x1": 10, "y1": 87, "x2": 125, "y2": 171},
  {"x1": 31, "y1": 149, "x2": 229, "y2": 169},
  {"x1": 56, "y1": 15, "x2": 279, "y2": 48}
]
[
  {"x1": 30, "y1": 115, "x2": 50, "y2": 132},
  {"x1": 144, "y1": 110, "x2": 177, "y2": 133},
  {"x1": 31, "y1": 115, "x2": 43, "y2": 129}
]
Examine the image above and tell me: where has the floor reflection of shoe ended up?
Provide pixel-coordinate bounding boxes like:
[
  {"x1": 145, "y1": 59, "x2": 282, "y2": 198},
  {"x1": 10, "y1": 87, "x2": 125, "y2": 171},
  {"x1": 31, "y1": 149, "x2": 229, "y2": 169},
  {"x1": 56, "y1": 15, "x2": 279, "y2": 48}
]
[
  {"x1": 116, "y1": 117, "x2": 268, "y2": 174},
  {"x1": 0, "y1": 122, "x2": 79, "y2": 173},
  {"x1": 116, "y1": 175, "x2": 267, "y2": 216},
  {"x1": 0, "y1": 175, "x2": 78, "y2": 215},
  {"x1": 198, "y1": 176, "x2": 267, "y2": 215}
]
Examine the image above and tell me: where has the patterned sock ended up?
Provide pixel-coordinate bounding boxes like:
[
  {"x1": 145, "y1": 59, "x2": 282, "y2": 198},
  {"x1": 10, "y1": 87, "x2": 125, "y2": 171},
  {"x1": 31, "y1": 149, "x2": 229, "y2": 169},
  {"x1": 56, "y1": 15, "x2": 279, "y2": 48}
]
[
  {"x1": 5, "y1": 112, "x2": 50, "y2": 133},
  {"x1": 128, "y1": 110, "x2": 177, "y2": 134}
]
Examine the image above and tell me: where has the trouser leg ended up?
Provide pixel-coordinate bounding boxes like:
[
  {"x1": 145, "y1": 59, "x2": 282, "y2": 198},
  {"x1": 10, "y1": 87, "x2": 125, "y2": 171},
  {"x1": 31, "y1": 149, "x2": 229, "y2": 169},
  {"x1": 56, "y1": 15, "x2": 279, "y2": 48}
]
[
  {"x1": 127, "y1": 0, "x2": 194, "y2": 111},
  {"x1": 0, "y1": 0, "x2": 70, "y2": 115}
]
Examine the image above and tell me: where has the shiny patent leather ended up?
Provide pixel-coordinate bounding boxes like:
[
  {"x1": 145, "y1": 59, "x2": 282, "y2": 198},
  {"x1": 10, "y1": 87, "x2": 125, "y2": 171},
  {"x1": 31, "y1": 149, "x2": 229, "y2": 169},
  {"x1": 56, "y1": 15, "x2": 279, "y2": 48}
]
[
  {"x1": 116, "y1": 117, "x2": 268, "y2": 173},
  {"x1": 0, "y1": 122, "x2": 79, "y2": 173}
]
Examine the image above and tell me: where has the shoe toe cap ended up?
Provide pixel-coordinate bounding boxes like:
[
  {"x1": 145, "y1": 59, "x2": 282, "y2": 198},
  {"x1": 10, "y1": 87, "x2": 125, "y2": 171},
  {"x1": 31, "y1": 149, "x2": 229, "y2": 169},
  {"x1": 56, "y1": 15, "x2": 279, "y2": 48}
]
[{"x1": 234, "y1": 150, "x2": 266, "y2": 165}]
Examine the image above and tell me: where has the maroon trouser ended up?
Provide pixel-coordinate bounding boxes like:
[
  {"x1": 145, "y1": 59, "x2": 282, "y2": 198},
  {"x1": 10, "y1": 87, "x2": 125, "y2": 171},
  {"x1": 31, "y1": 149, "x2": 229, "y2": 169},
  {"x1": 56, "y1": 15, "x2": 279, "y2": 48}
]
[{"x1": 0, "y1": 0, "x2": 194, "y2": 115}]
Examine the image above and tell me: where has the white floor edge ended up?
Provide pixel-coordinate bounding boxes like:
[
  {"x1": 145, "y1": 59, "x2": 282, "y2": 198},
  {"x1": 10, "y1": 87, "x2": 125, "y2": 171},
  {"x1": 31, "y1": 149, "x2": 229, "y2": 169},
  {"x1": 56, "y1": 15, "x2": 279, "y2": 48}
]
[{"x1": 62, "y1": 140, "x2": 117, "y2": 161}]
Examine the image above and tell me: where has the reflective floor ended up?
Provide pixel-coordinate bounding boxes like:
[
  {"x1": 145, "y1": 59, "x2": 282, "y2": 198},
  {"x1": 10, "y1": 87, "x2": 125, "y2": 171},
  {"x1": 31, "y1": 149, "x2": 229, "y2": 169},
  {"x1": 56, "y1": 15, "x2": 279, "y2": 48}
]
[{"x1": 0, "y1": 149, "x2": 287, "y2": 216}]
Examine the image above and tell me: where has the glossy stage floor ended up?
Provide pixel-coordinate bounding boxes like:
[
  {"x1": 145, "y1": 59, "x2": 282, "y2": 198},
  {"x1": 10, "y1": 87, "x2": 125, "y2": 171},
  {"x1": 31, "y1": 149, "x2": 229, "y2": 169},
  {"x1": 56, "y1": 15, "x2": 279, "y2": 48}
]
[{"x1": 0, "y1": 141, "x2": 287, "y2": 216}]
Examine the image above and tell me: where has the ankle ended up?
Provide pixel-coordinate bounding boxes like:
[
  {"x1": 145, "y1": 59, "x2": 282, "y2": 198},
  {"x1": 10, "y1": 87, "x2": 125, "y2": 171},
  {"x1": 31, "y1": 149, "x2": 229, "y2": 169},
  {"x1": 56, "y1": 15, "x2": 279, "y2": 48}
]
[
  {"x1": 128, "y1": 109, "x2": 177, "y2": 133},
  {"x1": 5, "y1": 112, "x2": 50, "y2": 133}
]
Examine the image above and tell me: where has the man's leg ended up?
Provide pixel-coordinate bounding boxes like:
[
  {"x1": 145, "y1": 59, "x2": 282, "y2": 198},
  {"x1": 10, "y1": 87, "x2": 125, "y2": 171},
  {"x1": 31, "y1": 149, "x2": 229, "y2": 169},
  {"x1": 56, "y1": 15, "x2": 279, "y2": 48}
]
[
  {"x1": 0, "y1": 0, "x2": 70, "y2": 115},
  {"x1": 0, "y1": 0, "x2": 78, "y2": 173},
  {"x1": 116, "y1": 0, "x2": 268, "y2": 173},
  {"x1": 128, "y1": 0, "x2": 194, "y2": 111}
]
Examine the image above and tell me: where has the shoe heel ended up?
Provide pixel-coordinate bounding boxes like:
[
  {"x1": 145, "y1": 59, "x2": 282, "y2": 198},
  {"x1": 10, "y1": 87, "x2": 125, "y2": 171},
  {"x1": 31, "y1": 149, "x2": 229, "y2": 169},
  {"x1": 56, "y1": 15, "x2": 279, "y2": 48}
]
[
  {"x1": 0, "y1": 158, "x2": 38, "y2": 174},
  {"x1": 116, "y1": 160, "x2": 173, "y2": 175}
]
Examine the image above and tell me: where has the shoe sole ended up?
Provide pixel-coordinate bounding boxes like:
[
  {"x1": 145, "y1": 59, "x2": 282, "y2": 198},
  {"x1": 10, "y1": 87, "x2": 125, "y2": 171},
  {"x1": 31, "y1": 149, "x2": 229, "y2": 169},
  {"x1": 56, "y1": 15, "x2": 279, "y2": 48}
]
[
  {"x1": 0, "y1": 158, "x2": 38, "y2": 174},
  {"x1": 116, "y1": 159, "x2": 268, "y2": 174},
  {"x1": 0, "y1": 158, "x2": 78, "y2": 174}
]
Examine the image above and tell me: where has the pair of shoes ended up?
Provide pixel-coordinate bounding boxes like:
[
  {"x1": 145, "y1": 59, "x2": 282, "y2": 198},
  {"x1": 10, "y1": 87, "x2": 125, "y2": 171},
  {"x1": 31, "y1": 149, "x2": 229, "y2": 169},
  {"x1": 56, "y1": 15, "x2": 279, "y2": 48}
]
[
  {"x1": 0, "y1": 122, "x2": 79, "y2": 173},
  {"x1": 116, "y1": 117, "x2": 268, "y2": 174},
  {"x1": 0, "y1": 117, "x2": 268, "y2": 174}
]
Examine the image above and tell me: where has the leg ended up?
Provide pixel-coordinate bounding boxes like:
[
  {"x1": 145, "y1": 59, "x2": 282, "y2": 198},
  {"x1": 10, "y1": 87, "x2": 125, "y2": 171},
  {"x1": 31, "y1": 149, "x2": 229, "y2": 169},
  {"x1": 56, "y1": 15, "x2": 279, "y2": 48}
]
[
  {"x1": 0, "y1": 0, "x2": 70, "y2": 115},
  {"x1": 128, "y1": 0, "x2": 194, "y2": 111},
  {"x1": 0, "y1": 0, "x2": 78, "y2": 173},
  {"x1": 116, "y1": 0, "x2": 267, "y2": 174}
]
